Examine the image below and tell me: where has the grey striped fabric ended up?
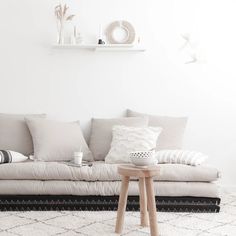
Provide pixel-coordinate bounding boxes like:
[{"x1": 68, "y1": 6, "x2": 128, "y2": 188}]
[
  {"x1": 155, "y1": 150, "x2": 208, "y2": 166},
  {"x1": 0, "y1": 150, "x2": 12, "y2": 163},
  {"x1": 0, "y1": 150, "x2": 28, "y2": 164}
]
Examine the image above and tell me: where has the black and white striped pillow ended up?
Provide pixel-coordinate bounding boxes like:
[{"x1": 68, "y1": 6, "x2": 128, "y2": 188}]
[{"x1": 0, "y1": 150, "x2": 28, "y2": 164}]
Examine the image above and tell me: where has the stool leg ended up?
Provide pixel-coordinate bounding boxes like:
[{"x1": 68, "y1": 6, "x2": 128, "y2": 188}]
[
  {"x1": 145, "y1": 177, "x2": 158, "y2": 236},
  {"x1": 115, "y1": 176, "x2": 130, "y2": 234},
  {"x1": 139, "y1": 177, "x2": 149, "y2": 227}
]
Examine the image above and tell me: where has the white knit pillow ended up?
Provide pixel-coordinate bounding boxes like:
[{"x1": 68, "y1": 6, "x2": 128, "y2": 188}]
[
  {"x1": 105, "y1": 125, "x2": 162, "y2": 164},
  {"x1": 155, "y1": 150, "x2": 208, "y2": 166}
]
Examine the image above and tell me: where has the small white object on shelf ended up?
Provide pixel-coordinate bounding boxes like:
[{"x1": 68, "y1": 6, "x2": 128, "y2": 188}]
[{"x1": 52, "y1": 44, "x2": 146, "y2": 52}]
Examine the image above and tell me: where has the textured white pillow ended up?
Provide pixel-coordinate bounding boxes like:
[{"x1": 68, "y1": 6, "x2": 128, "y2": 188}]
[
  {"x1": 105, "y1": 126, "x2": 162, "y2": 164},
  {"x1": 0, "y1": 150, "x2": 28, "y2": 164},
  {"x1": 155, "y1": 150, "x2": 208, "y2": 166},
  {"x1": 89, "y1": 117, "x2": 149, "y2": 161}
]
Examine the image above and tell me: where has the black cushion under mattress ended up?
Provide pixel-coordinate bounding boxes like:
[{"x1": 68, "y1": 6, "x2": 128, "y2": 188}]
[{"x1": 0, "y1": 195, "x2": 221, "y2": 213}]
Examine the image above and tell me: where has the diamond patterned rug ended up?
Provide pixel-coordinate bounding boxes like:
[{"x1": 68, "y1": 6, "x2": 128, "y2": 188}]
[{"x1": 0, "y1": 192, "x2": 235, "y2": 236}]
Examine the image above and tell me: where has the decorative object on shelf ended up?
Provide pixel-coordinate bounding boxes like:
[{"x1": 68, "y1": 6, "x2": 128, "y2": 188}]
[
  {"x1": 98, "y1": 24, "x2": 105, "y2": 45},
  {"x1": 105, "y1": 20, "x2": 136, "y2": 44},
  {"x1": 98, "y1": 39, "x2": 105, "y2": 45},
  {"x1": 70, "y1": 26, "x2": 83, "y2": 45},
  {"x1": 55, "y1": 4, "x2": 75, "y2": 44}
]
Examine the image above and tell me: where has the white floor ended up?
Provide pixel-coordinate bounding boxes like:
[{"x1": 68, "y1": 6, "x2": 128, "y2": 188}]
[{"x1": 0, "y1": 193, "x2": 235, "y2": 236}]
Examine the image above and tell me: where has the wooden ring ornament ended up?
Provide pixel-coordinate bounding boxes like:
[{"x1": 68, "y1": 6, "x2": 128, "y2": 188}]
[{"x1": 106, "y1": 20, "x2": 136, "y2": 44}]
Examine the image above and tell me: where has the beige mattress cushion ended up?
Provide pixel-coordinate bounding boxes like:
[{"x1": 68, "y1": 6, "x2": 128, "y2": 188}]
[
  {"x1": 0, "y1": 161, "x2": 220, "y2": 182},
  {"x1": 0, "y1": 180, "x2": 219, "y2": 198}
]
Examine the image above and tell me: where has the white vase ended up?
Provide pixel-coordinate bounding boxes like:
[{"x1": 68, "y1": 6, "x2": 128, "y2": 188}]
[{"x1": 58, "y1": 22, "x2": 64, "y2": 44}]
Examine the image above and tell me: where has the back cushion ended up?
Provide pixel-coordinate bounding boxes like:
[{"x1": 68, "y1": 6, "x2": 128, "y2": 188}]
[
  {"x1": 89, "y1": 117, "x2": 149, "y2": 161},
  {"x1": 127, "y1": 109, "x2": 188, "y2": 150},
  {"x1": 0, "y1": 113, "x2": 46, "y2": 156},
  {"x1": 26, "y1": 119, "x2": 93, "y2": 162}
]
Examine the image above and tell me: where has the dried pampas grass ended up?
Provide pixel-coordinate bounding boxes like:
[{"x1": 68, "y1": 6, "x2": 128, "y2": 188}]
[{"x1": 54, "y1": 4, "x2": 75, "y2": 44}]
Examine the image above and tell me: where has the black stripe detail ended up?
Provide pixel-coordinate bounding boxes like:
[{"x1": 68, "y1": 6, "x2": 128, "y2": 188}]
[
  {"x1": 0, "y1": 152, "x2": 3, "y2": 163},
  {"x1": 0, "y1": 150, "x2": 10, "y2": 163},
  {"x1": 7, "y1": 151, "x2": 12, "y2": 163}
]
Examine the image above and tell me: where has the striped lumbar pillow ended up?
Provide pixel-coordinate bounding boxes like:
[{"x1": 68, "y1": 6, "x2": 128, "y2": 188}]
[
  {"x1": 0, "y1": 150, "x2": 28, "y2": 164},
  {"x1": 155, "y1": 150, "x2": 208, "y2": 166}
]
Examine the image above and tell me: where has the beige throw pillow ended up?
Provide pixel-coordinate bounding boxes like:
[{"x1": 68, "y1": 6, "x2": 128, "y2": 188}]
[
  {"x1": 0, "y1": 113, "x2": 46, "y2": 156},
  {"x1": 26, "y1": 119, "x2": 93, "y2": 162},
  {"x1": 127, "y1": 109, "x2": 188, "y2": 150},
  {"x1": 89, "y1": 117, "x2": 149, "y2": 161}
]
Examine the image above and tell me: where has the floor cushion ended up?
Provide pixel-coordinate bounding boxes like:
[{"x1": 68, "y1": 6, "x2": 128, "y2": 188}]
[
  {"x1": 0, "y1": 180, "x2": 219, "y2": 198},
  {"x1": 0, "y1": 161, "x2": 220, "y2": 182}
]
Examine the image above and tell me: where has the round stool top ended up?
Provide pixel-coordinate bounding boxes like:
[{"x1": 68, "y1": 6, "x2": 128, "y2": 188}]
[{"x1": 118, "y1": 164, "x2": 160, "y2": 178}]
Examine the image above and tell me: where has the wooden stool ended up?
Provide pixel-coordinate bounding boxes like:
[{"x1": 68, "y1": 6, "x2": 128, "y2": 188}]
[{"x1": 115, "y1": 165, "x2": 160, "y2": 236}]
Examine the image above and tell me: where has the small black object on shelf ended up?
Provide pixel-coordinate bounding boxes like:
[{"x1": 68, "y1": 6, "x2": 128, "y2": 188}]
[{"x1": 98, "y1": 39, "x2": 105, "y2": 45}]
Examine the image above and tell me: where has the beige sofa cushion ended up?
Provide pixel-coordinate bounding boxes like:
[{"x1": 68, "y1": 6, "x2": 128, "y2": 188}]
[
  {"x1": 89, "y1": 117, "x2": 149, "y2": 161},
  {"x1": 26, "y1": 119, "x2": 93, "y2": 162},
  {"x1": 127, "y1": 109, "x2": 188, "y2": 150},
  {"x1": 0, "y1": 180, "x2": 219, "y2": 197},
  {"x1": 0, "y1": 161, "x2": 220, "y2": 182},
  {"x1": 0, "y1": 113, "x2": 46, "y2": 156}
]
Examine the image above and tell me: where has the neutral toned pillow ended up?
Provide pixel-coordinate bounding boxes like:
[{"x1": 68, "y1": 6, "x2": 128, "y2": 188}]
[
  {"x1": 26, "y1": 119, "x2": 93, "y2": 162},
  {"x1": 155, "y1": 150, "x2": 208, "y2": 166},
  {"x1": 0, "y1": 113, "x2": 46, "y2": 156},
  {"x1": 105, "y1": 126, "x2": 162, "y2": 164},
  {"x1": 89, "y1": 117, "x2": 149, "y2": 161},
  {"x1": 0, "y1": 150, "x2": 28, "y2": 164},
  {"x1": 127, "y1": 109, "x2": 188, "y2": 150}
]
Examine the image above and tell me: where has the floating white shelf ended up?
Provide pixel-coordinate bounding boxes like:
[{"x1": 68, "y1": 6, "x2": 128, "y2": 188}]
[{"x1": 52, "y1": 44, "x2": 146, "y2": 52}]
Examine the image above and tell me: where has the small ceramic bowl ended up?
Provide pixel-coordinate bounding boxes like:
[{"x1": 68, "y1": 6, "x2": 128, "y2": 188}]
[{"x1": 129, "y1": 150, "x2": 157, "y2": 166}]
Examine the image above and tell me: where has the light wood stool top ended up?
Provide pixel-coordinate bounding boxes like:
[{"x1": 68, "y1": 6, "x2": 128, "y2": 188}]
[
  {"x1": 115, "y1": 164, "x2": 160, "y2": 236},
  {"x1": 117, "y1": 164, "x2": 160, "y2": 178}
]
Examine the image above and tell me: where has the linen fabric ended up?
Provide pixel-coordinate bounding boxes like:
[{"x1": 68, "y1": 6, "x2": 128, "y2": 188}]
[
  {"x1": 0, "y1": 150, "x2": 28, "y2": 164},
  {"x1": 0, "y1": 160, "x2": 220, "y2": 182},
  {"x1": 0, "y1": 180, "x2": 219, "y2": 198},
  {"x1": 89, "y1": 117, "x2": 149, "y2": 161},
  {"x1": 105, "y1": 125, "x2": 162, "y2": 164},
  {"x1": 26, "y1": 119, "x2": 93, "y2": 162},
  {"x1": 127, "y1": 109, "x2": 188, "y2": 150},
  {"x1": 0, "y1": 113, "x2": 46, "y2": 156},
  {"x1": 156, "y1": 150, "x2": 208, "y2": 166}
]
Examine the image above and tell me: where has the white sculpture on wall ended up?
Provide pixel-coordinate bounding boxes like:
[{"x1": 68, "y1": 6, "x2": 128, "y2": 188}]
[{"x1": 179, "y1": 33, "x2": 205, "y2": 64}]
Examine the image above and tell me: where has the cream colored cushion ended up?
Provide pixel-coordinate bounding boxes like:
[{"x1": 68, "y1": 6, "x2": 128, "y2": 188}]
[
  {"x1": 0, "y1": 180, "x2": 219, "y2": 197},
  {"x1": 105, "y1": 126, "x2": 162, "y2": 164},
  {"x1": 127, "y1": 109, "x2": 188, "y2": 150},
  {"x1": 0, "y1": 160, "x2": 220, "y2": 182},
  {"x1": 26, "y1": 119, "x2": 93, "y2": 162},
  {"x1": 0, "y1": 113, "x2": 46, "y2": 156},
  {"x1": 89, "y1": 117, "x2": 148, "y2": 161}
]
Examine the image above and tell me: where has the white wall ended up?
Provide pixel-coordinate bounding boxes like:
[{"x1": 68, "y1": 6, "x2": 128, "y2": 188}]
[{"x1": 0, "y1": 0, "x2": 236, "y2": 188}]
